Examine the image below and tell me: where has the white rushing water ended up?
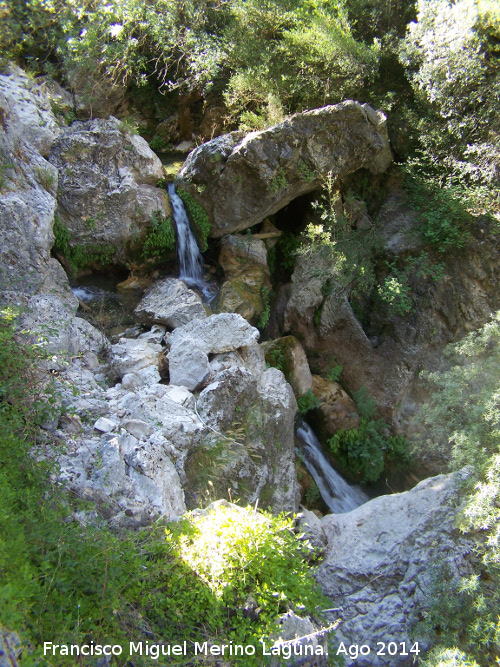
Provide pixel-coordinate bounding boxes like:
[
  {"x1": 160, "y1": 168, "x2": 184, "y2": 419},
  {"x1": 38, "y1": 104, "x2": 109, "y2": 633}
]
[
  {"x1": 168, "y1": 183, "x2": 215, "y2": 301},
  {"x1": 296, "y1": 421, "x2": 368, "y2": 513}
]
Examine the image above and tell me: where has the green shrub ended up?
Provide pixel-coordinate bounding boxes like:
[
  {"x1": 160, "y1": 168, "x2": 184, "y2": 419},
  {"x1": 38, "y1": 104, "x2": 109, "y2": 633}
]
[
  {"x1": 404, "y1": 170, "x2": 472, "y2": 252},
  {"x1": 0, "y1": 310, "x2": 329, "y2": 664},
  {"x1": 412, "y1": 312, "x2": 500, "y2": 665},
  {"x1": 177, "y1": 188, "x2": 211, "y2": 252},
  {"x1": 142, "y1": 211, "x2": 176, "y2": 258},
  {"x1": 328, "y1": 387, "x2": 409, "y2": 482},
  {"x1": 328, "y1": 417, "x2": 409, "y2": 483},
  {"x1": 297, "y1": 389, "x2": 321, "y2": 415}
]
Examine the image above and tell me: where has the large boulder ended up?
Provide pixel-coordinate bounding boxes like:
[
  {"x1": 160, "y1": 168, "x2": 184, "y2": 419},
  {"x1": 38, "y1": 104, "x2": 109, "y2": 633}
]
[
  {"x1": 168, "y1": 313, "x2": 260, "y2": 390},
  {"x1": 134, "y1": 278, "x2": 207, "y2": 328},
  {"x1": 109, "y1": 337, "x2": 167, "y2": 379},
  {"x1": 191, "y1": 365, "x2": 300, "y2": 514},
  {"x1": 311, "y1": 375, "x2": 359, "y2": 437},
  {"x1": 316, "y1": 473, "x2": 473, "y2": 666},
  {"x1": 0, "y1": 65, "x2": 61, "y2": 157},
  {"x1": 48, "y1": 117, "x2": 168, "y2": 266},
  {"x1": 177, "y1": 101, "x2": 392, "y2": 236}
]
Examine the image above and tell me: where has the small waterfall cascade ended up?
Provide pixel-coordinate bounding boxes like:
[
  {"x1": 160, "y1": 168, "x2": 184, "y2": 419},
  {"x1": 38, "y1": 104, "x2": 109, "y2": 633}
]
[
  {"x1": 296, "y1": 420, "x2": 368, "y2": 513},
  {"x1": 168, "y1": 183, "x2": 214, "y2": 300}
]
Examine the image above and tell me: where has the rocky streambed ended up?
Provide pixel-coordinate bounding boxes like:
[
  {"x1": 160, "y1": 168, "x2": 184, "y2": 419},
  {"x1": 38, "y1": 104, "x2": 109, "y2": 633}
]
[{"x1": 0, "y1": 64, "x2": 491, "y2": 665}]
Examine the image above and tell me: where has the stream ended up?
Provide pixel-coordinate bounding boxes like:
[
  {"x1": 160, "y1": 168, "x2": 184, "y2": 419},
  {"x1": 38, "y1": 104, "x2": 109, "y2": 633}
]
[{"x1": 296, "y1": 420, "x2": 368, "y2": 513}]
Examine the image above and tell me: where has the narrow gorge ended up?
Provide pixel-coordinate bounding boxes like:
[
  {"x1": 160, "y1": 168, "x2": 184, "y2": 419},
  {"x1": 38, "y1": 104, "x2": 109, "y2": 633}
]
[{"x1": 1, "y1": 2, "x2": 499, "y2": 664}]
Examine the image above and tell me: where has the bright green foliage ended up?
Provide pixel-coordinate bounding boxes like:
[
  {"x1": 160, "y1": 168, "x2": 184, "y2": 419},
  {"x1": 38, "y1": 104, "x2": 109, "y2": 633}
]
[
  {"x1": 413, "y1": 313, "x2": 500, "y2": 665},
  {"x1": 163, "y1": 503, "x2": 326, "y2": 652},
  {"x1": 421, "y1": 647, "x2": 480, "y2": 667},
  {"x1": 142, "y1": 211, "x2": 176, "y2": 259},
  {"x1": 257, "y1": 285, "x2": 271, "y2": 330},
  {"x1": 0, "y1": 312, "x2": 328, "y2": 663},
  {"x1": 148, "y1": 136, "x2": 171, "y2": 152},
  {"x1": 378, "y1": 253, "x2": 445, "y2": 315},
  {"x1": 297, "y1": 389, "x2": 321, "y2": 415},
  {"x1": 329, "y1": 417, "x2": 409, "y2": 482},
  {"x1": 223, "y1": 0, "x2": 380, "y2": 128},
  {"x1": 414, "y1": 311, "x2": 500, "y2": 470},
  {"x1": 403, "y1": 170, "x2": 472, "y2": 251},
  {"x1": 298, "y1": 179, "x2": 379, "y2": 303},
  {"x1": 177, "y1": 187, "x2": 211, "y2": 252},
  {"x1": 326, "y1": 357, "x2": 343, "y2": 382},
  {"x1": 399, "y1": 0, "x2": 500, "y2": 203},
  {"x1": 328, "y1": 387, "x2": 410, "y2": 482},
  {"x1": 52, "y1": 216, "x2": 116, "y2": 275}
]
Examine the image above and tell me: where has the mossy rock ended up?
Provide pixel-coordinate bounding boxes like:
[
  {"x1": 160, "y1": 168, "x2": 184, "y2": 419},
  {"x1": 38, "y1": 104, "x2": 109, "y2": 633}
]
[
  {"x1": 213, "y1": 269, "x2": 269, "y2": 324},
  {"x1": 262, "y1": 336, "x2": 313, "y2": 399}
]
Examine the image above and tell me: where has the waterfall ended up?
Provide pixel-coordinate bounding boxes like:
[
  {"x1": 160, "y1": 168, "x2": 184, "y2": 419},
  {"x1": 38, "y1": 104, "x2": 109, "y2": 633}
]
[
  {"x1": 168, "y1": 183, "x2": 214, "y2": 300},
  {"x1": 297, "y1": 421, "x2": 368, "y2": 513}
]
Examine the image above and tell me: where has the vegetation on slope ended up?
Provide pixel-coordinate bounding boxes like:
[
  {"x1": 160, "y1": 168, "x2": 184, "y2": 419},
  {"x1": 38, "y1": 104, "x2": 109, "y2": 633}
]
[
  {"x1": 412, "y1": 313, "x2": 500, "y2": 666},
  {"x1": 1, "y1": 0, "x2": 500, "y2": 664},
  {"x1": 0, "y1": 310, "x2": 328, "y2": 665}
]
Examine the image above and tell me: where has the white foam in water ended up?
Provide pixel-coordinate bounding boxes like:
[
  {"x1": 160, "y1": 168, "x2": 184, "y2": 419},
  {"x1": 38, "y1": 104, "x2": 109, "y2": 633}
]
[
  {"x1": 296, "y1": 420, "x2": 368, "y2": 513},
  {"x1": 71, "y1": 286, "x2": 100, "y2": 302},
  {"x1": 168, "y1": 183, "x2": 216, "y2": 302}
]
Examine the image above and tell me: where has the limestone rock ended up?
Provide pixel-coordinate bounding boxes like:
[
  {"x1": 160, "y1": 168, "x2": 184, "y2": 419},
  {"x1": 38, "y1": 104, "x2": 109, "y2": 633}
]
[
  {"x1": 0, "y1": 624, "x2": 22, "y2": 667},
  {"x1": 109, "y1": 338, "x2": 166, "y2": 379},
  {"x1": 270, "y1": 611, "x2": 329, "y2": 667},
  {"x1": 316, "y1": 473, "x2": 474, "y2": 666},
  {"x1": 49, "y1": 117, "x2": 167, "y2": 266},
  {"x1": 168, "y1": 313, "x2": 260, "y2": 390},
  {"x1": 296, "y1": 508, "x2": 327, "y2": 556},
  {"x1": 154, "y1": 114, "x2": 180, "y2": 146},
  {"x1": 311, "y1": 375, "x2": 359, "y2": 437},
  {"x1": 169, "y1": 312, "x2": 260, "y2": 355},
  {"x1": 214, "y1": 234, "x2": 271, "y2": 324},
  {"x1": 66, "y1": 66, "x2": 127, "y2": 118},
  {"x1": 189, "y1": 365, "x2": 299, "y2": 513},
  {"x1": 134, "y1": 278, "x2": 207, "y2": 328},
  {"x1": 0, "y1": 69, "x2": 62, "y2": 295},
  {"x1": 122, "y1": 365, "x2": 161, "y2": 391},
  {"x1": 177, "y1": 102, "x2": 392, "y2": 236},
  {"x1": 262, "y1": 336, "x2": 313, "y2": 398},
  {"x1": 0, "y1": 65, "x2": 61, "y2": 157},
  {"x1": 168, "y1": 337, "x2": 211, "y2": 391}
]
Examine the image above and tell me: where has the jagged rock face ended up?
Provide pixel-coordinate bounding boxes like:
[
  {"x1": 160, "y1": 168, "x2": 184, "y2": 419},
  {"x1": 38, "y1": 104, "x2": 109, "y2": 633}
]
[
  {"x1": 316, "y1": 473, "x2": 474, "y2": 667},
  {"x1": 0, "y1": 65, "x2": 61, "y2": 157},
  {"x1": 261, "y1": 335, "x2": 313, "y2": 399},
  {"x1": 282, "y1": 214, "x2": 500, "y2": 429},
  {"x1": 214, "y1": 235, "x2": 271, "y2": 324},
  {"x1": 0, "y1": 68, "x2": 63, "y2": 296},
  {"x1": 311, "y1": 375, "x2": 359, "y2": 437},
  {"x1": 177, "y1": 101, "x2": 392, "y2": 236},
  {"x1": 193, "y1": 365, "x2": 300, "y2": 514},
  {"x1": 48, "y1": 117, "x2": 167, "y2": 266},
  {"x1": 168, "y1": 313, "x2": 260, "y2": 390},
  {"x1": 134, "y1": 278, "x2": 207, "y2": 328}
]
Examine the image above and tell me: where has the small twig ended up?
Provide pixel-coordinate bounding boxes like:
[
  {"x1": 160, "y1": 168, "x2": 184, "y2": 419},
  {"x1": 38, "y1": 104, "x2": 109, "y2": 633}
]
[
  {"x1": 274, "y1": 621, "x2": 341, "y2": 648},
  {"x1": 193, "y1": 399, "x2": 247, "y2": 449}
]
